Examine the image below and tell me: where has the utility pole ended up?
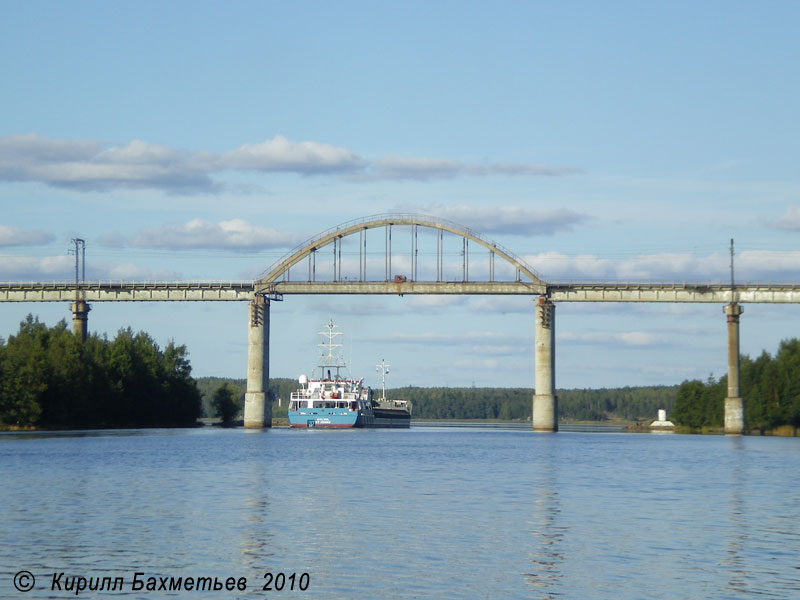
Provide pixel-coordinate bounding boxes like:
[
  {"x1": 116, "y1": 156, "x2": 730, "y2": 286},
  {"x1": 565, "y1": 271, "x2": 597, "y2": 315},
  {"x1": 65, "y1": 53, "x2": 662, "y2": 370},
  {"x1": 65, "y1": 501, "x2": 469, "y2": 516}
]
[
  {"x1": 69, "y1": 238, "x2": 90, "y2": 340},
  {"x1": 71, "y1": 238, "x2": 86, "y2": 291}
]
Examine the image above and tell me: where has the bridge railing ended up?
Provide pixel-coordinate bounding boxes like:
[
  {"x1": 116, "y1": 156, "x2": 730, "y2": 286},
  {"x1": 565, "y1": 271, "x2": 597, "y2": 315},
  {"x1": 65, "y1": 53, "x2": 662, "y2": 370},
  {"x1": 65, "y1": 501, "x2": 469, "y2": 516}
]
[
  {"x1": 4, "y1": 279, "x2": 800, "y2": 290},
  {"x1": 546, "y1": 280, "x2": 800, "y2": 288},
  {"x1": 259, "y1": 212, "x2": 542, "y2": 281},
  {"x1": 0, "y1": 280, "x2": 256, "y2": 287}
]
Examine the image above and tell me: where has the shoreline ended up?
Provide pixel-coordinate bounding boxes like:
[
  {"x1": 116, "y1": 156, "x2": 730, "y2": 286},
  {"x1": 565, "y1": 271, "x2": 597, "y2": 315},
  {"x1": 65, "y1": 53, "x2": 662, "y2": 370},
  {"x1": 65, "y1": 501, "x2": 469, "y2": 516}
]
[{"x1": 3, "y1": 419, "x2": 797, "y2": 436}]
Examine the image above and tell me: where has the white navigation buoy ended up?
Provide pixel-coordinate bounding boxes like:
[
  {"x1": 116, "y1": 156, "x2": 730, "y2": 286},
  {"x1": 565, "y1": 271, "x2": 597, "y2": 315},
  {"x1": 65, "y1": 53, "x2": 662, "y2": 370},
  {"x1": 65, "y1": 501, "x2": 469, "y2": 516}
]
[{"x1": 650, "y1": 408, "x2": 675, "y2": 430}]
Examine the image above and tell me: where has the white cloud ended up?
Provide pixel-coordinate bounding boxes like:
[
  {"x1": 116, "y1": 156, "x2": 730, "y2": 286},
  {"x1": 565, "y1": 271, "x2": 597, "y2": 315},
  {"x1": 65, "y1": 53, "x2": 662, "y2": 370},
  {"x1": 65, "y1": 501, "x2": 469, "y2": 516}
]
[
  {"x1": 385, "y1": 330, "x2": 528, "y2": 349},
  {"x1": 0, "y1": 133, "x2": 100, "y2": 164},
  {"x1": 526, "y1": 251, "x2": 617, "y2": 280},
  {"x1": 528, "y1": 249, "x2": 800, "y2": 282},
  {"x1": 617, "y1": 331, "x2": 663, "y2": 346},
  {"x1": 0, "y1": 253, "x2": 180, "y2": 281},
  {"x1": 405, "y1": 295, "x2": 468, "y2": 310},
  {"x1": 469, "y1": 297, "x2": 533, "y2": 314},
  {"x1": 452, "y1": 357, "x2": 530, "y2": 373},
  {"x1": 0, "y1": 133, "x2": 579, "y2": 193},
  {"x1": 374, "y1": 156, "x2": 578, "y2": 181},
  {"x1": 428, "y1": 205, "x2": 590, "y2": 236},
  {"x1": 129, "y1": 218, "x2": 308, "y2": 250},
  {"x1": 388, "y1": 332, "x2": 534, "y2": 373},
  {"x1": 737, "y1": 250, "x2": 800, "y2": 280},
  {"x1": 767, "y1": 205, "x2": 800, "y2": 231},
  {"x1": 222, "y1": 135, "x2": 365, "y2": 174},
  {"x1": 305, "y1": 299, "x2": 404, "y2": 316},
  {"x1": 0, "y1": 225, "x2": 54, "y2": 247},
  {"x1": 615, "y1": 253, "x2": 722, "y2": 280},
  {"x1": 95, "y1": 262, "x2": 181, "y2": 280},
  {"x1": 0, "y1": 134, "x2": 217, "y2": 193},
  {"x1": 373, "y1": 157, "x2": 463, "y2": 180},
  {"x1": 465, "y1": 162, "x2": 579, "y2": 177},
  {"x1": 0, "y1": 254, "x2": 73, "y2": 279},
  {"x1": 559, "y1": 330, "x2": 665, "y2": 347}
]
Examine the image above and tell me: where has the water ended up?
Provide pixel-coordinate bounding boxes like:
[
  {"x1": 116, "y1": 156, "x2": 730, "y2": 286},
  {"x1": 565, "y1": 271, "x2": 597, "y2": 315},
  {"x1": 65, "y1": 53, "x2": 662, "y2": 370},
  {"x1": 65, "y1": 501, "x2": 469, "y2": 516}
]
[{"x1": 1, "y1": 427, "x2": 798, "y2": 599}]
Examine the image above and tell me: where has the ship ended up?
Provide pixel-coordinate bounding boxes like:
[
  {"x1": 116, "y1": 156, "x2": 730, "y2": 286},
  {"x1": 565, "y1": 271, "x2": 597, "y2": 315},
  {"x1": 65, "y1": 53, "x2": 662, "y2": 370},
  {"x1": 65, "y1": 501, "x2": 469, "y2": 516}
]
[{"x1": 287, "y1": 320, "x2": 411, "y2": 428}]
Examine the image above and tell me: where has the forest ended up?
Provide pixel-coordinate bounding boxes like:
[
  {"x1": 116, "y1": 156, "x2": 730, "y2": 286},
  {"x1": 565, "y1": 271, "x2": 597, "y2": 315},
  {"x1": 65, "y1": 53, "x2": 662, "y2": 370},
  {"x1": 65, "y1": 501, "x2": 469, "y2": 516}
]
[
  {"x1": 195, "y1": 376, "x2": 676, "y2": 423},
  {"x1": 382, "y1": 384, "x2": 674, "y2": 422},
  {"x1": 672, "y1": 338, "x2": 800, "y2": 431},
  {"x1": 0, "y1": 316, "x2": 201, "y2": 429}
]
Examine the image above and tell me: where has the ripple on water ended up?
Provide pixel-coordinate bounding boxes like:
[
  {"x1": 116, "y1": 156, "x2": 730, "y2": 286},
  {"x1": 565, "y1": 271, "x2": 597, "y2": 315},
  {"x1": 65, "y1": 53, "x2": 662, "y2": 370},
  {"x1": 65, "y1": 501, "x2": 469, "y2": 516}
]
[{"x1": 1, "y1": 428, "x2": 798, "y2": 599}]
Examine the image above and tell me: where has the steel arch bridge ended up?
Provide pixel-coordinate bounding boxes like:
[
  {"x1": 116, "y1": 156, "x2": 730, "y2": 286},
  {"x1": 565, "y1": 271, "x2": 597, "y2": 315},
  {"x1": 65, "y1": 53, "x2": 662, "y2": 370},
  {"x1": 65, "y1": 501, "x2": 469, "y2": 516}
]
[{"x1": 255, "y1": 213, "x2": 547, "y2": 296}]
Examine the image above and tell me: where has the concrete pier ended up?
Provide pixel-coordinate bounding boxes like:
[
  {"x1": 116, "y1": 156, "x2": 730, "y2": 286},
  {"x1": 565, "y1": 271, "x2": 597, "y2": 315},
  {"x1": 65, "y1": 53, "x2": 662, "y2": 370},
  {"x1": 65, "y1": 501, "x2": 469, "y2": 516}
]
[
  {"x1": 533, "y1": 296, "x2": 558, "y2": 432},
  {"x1": 724, "y1": 303, "x2": 745, "y2": 435},
  {"x1": 244, "y1": 296, "x2": 271, "y2": 428},
  {"x1": 71, "y1": 300, "x2": 90, "y2": 341}
]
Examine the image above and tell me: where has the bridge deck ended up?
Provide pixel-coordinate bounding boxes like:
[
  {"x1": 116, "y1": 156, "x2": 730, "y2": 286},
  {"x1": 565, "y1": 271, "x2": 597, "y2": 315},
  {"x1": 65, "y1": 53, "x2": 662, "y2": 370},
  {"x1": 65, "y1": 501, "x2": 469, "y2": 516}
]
[
  {"x1": 546, "y1": 283, "x2": 800, "y2": 303},
  {"x1": 2, "y1": 281, "x2": 800, "y2": 302},
  {"x1": 0, "y1": 282, "x2": 256, "y2": 302}
]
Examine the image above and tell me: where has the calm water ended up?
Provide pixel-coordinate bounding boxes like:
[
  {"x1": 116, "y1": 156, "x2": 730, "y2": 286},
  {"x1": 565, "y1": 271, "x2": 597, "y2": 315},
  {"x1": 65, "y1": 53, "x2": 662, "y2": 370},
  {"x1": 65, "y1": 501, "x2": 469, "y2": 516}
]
[{"x1": 1, "y1": 427, "x2": 798, "y2": 599}]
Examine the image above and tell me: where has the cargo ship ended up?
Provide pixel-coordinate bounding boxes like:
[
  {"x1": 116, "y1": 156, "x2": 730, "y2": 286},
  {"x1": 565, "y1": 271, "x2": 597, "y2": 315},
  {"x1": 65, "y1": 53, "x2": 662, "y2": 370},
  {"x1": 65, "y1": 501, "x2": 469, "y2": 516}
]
[{"x1": 287, "y1": 320, "x2": 411, "y2": 428}]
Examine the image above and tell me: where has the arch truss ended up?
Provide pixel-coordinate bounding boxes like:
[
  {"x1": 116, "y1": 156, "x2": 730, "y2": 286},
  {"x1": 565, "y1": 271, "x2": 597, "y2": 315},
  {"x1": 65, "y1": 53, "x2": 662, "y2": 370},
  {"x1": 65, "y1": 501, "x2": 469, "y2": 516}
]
[{"x1": 256, "y1": 213, "x2": 547, "y2": 296}]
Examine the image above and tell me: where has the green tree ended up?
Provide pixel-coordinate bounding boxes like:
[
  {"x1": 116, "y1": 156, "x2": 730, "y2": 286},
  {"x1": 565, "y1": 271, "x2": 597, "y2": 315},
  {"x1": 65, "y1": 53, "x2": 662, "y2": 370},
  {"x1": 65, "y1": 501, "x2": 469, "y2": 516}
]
[
  {"x1": 212, "y1": 384, "x2": 240, "y2": 425},
  {"x1": 0, "y1": 316, "x2": 201, "y2": 429},
  {"x1": 0, "y1": 315, "x2": 47, "y2": 427}
]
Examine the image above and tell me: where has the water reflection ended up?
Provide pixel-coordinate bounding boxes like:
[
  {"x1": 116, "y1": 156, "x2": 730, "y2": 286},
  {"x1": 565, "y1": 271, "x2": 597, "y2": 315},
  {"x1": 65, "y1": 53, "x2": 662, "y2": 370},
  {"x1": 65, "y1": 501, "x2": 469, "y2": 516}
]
[
  {"x1": 240, "y1": 471, "x2": 273, "y2": 564},
  {"x1": 723, "y1": 436, "x2": 749, "y2": 598},
  {"x1": 238, "y1": 432, "x2": 277, "y2": 570},
  {"x1": 0, "y1": 428, "x2": 154, "y2": 441},
  {"x1": 525, "y1": 443, "x2": 565, "y2": 598}
]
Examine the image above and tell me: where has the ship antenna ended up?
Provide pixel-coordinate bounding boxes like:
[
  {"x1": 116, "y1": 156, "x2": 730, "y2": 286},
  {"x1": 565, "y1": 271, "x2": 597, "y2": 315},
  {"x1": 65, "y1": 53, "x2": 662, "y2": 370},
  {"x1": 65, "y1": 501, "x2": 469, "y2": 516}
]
[
  {"x1": 730, "y1": 238, "x2": 736, "y2": 302},
  {"x1": 376, "y1": 359, "x2": 390, "y2": 401},
  {"x1": 318, "y1": 318, "x2": 344, "y2": 379}
]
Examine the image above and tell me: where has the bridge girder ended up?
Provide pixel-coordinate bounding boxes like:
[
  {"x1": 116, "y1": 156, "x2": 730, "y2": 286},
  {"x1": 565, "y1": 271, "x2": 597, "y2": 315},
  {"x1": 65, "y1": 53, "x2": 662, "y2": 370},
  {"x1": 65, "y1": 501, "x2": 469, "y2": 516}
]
[
  {"x1": 270, "y1": 281, "x2": 546, "y2": 295},
  {"x1": 3, "y1": 282, "x2": 800, "y2": 302}
]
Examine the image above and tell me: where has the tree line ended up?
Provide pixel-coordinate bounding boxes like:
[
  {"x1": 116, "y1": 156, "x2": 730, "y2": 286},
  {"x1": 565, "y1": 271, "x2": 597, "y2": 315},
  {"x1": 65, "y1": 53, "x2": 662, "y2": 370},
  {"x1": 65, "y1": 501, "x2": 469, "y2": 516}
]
[
  {"x1": 195, "y1": 376, "x2": 676, "y2": 423},
  {"x1": 0, "y1": 316, "x2": 201, "y2": 429},
  {"x1": 387, "y1": 385, "x2": 675, "y2": 422},
  {"x1": 673, "y1": 338, "x2": 800, "y2": 431},
  {"x1": 22, "y1": 311, "x2": 799, "y2": 431}
]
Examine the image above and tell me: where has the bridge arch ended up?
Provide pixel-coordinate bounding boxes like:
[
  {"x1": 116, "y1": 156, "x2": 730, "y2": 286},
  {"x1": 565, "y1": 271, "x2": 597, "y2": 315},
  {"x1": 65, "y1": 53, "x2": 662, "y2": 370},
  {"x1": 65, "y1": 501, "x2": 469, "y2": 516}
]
[{"x1": 256, "y1": 213, "x2": 546, "y2": 288}]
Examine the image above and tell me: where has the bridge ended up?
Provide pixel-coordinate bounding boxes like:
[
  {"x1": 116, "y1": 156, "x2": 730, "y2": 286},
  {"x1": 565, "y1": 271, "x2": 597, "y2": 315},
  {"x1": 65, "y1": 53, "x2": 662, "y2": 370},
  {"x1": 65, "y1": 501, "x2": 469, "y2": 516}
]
[
  {"x1": 3, "y1": 280, "x2": 800, "y2": 303},
  {"x1": 2, "y1": 213, "x2": 793, "y2": 434}
]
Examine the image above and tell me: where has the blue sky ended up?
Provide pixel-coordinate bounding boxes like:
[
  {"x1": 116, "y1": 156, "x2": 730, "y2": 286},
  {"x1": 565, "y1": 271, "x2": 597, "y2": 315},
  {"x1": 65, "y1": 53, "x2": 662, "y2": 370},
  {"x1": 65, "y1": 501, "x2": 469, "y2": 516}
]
[{"x1": 2, "y1": 1, "x2": 799, "y2": 391}]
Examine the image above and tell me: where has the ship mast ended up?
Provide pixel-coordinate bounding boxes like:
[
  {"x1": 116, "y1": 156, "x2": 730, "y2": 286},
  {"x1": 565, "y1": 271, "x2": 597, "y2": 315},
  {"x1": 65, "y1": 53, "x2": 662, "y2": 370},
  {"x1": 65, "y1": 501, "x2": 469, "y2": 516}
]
[
  {"x1": 376, "y1": 359, "x2": 390, "y2": 401},
  {"x1": 318, "y1": 319, "x2": 345, "y2": 379}
]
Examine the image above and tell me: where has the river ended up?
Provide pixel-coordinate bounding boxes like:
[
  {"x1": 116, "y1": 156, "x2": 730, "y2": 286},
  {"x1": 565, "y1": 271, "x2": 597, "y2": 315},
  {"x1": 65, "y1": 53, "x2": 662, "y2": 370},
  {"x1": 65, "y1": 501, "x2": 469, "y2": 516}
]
[{"x1": 1, "y1": 427, "x2": 798, "y2": 599}]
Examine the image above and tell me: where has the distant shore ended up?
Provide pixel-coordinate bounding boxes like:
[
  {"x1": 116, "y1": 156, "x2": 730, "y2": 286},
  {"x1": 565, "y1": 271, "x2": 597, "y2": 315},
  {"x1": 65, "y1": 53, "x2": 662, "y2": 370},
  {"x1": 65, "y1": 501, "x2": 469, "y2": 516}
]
[{"x1": 5, "y1": 419, "x2": 797, "y2": 436}]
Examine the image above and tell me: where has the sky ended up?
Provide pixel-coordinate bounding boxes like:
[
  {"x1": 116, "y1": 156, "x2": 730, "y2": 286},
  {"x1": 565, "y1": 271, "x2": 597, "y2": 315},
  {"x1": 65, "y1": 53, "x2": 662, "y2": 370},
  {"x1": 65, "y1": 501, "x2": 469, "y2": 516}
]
[{"x1": 2, "y1": 1, "x2": 799, "y2": 392}]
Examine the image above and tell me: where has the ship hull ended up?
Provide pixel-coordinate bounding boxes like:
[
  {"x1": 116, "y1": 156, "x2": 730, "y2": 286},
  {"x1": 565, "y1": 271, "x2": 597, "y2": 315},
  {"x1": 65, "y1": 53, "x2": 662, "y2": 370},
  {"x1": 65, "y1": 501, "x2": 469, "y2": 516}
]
[
  {"x1": 288, "y1": 409, "x2": 362, "y2": 428},
  {"x1": 372, "y1": 408, "x2": 411, "y2": 428},
  {"x1": 288, "y1": 408, "x2": 410, "y2": 429}
]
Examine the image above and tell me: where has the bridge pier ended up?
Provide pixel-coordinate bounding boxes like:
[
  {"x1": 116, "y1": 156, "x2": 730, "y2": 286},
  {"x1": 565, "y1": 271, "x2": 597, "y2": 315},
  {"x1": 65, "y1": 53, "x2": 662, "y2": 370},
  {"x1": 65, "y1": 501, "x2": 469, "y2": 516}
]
[
  {"x1": 533, "y1": 296, "x2": 557, "y2": 432},
  {"x1": 71, "y1": 300, "x2": 90, "y2": 341},
  {"x1": 724, "y1": 303, "x2": 745, "y2": 434},
  {"x1": 244, "y1": 296, "x2": 271, "y2": 428}
]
